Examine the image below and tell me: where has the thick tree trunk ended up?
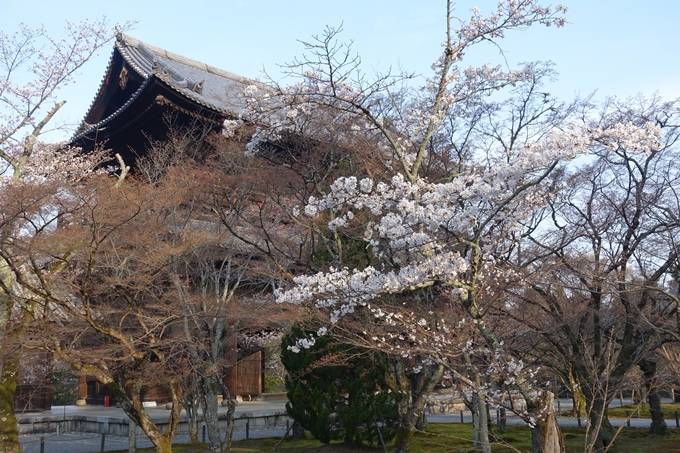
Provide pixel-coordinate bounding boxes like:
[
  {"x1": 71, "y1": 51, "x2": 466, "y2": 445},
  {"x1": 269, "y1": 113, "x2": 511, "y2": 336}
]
[
  {"x1": 180, "y1": 387, "x2": 200, "y2": 444},
  {"x1": 526, "y1": 390, "x2": 564, "y2": 453},
  {"x1": 393, "y1": 383, "x2": 416, "y2": 453},
  {"x1": 0, "y1": 355, "x2": 21, "y2": 453},
  {"x1": 567, "y1": 367, "x2": 586, "y2": 417},
  {"x1": 388, "y1": 359, "x2": 443, "y2": 453},
  {"x1": 201, "y1": 375, "x2": 224, "y2": 453},
  {"x1": 199, "y1": 375, "x2": 237, "y2": 453},
  {"x1": 410, "y1": 371, "x2": 424, "y2": 431},
  {"x1": 0, "y1": 266, "x2": 21, "y2": 453},
  {"x1": 128, "y1": 420, "x2": 137, "y2": 453},
  {"x1": 587, "y1": 396, "x2": 618, "y2": 453},
  {"x1": 639, "y1": 359, "x2": 667, "y2": 435},
  {"x1": 104, "y1": 378, "x2": 182, "y2": 453},
  {"x1": 471, "y1": 393, "x2": 491, "y2": 453},
  {"x1": 136, "y1": 408, "x2": 175, "y2": 453},
  {"x1": 647, "y1": 391, "x2": 667, "y2": 435},
  {"x1": 185, "y1": 404, "x2": 199, "y2": 444},
  {"x1": 222, "y1": 397, "x2": 236, "y2": 453}
]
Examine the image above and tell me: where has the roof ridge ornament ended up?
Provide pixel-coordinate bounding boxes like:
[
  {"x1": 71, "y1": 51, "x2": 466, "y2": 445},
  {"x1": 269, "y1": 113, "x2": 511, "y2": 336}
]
[
  {"x1": 119, "y1": 67, "x2": 129, "y2": 90},
  {"x1": 152, "y1": 57, "x2": 172, "y2": 84},
  {"x1": 191, "y1": 80, "x2": 204, "y2": 94}
]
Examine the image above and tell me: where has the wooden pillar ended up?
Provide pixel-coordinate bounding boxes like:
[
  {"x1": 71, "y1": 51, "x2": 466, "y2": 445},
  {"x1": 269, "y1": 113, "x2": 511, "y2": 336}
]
[
  {"x1": 78, "y1": 375, "x2": 88, "y2": 399},
  {"x1": 223, "y1": 334, "x2": 238, "y2": 397},
  {"x1": 261, "y1": 348, "x2": 266, "y2": 394}
]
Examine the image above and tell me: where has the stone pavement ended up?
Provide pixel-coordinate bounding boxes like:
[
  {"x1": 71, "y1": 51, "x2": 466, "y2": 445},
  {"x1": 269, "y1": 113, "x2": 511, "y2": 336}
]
[
  {"x1": 19, "y1": 398, "x2": 290, "y2": 452},
  {"x1": 43, "y1": 397, "x2": 288, "y2": 420},
  {"x1": 18, "y1": 397, "x2": 679, "y2": 453}
]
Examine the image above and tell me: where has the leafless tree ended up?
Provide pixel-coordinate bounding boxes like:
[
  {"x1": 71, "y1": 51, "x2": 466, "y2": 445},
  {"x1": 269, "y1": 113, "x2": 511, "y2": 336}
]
[{"x1": 507, "y1": 95, "x2": 680, "y2": 451}]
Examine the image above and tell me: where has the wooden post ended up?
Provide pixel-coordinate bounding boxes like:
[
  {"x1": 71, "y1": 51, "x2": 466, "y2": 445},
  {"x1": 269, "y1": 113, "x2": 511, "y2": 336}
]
[{"x1": 40, "y1": 436, "x2": 45, "y2": 453}]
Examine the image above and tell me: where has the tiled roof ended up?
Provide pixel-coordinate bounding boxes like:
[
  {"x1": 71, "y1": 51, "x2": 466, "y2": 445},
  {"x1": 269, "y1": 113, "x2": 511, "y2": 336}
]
[
  {"x1": 116, "y1": 33, "x2": 267, "y2": 116},
  {"x1": 73, "y1": 33, "x2": 268, "y2": 141}
]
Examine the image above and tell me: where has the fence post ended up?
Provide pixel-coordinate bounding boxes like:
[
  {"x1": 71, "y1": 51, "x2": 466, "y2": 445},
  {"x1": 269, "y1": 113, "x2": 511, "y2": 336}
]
[
  {"x1": 557, "y1": 400, "x2": 561, "y2": 413},
  {"x1": 577, "y1": 410, "x2": 581, "y2": 428},
  {"x1": 246, "y1": 420, "x2": 250, "y2": 440},
  {"x1": 675, "y1": 411, "x2": 679, "y2": 429},
  {"x1": 202, "y1": 425, "x2": 206, "y2": 443},
  {"x1": 40, "y1": 436, "x2": 45, "y2": 453},
  {"x1": 100, "y1": 433, "x2": 106, "y2": 452},
  {"x1": 460, "y1": 410, "x2": 464, "y2": 423},
  {"x1": 626, "y1": 411, "x2": 631, "y2": 428}
]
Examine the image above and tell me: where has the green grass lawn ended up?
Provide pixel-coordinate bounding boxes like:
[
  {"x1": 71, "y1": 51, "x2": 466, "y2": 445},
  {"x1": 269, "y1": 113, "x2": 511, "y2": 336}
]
[
  {"x1": 605, "y1": 402, "x2": 680, "y2": 419},
  {"x1": 557, "y1": 402, "x2": 680, "y2": 420},
  {"x1": 111, "y1": 425, "x2": 680, "y2": 453}
]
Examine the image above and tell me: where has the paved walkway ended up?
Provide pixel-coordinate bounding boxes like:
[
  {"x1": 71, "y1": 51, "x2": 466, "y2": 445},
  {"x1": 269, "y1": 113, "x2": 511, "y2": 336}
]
[
  {"x1": 43, "y1": 397, "x2": 288, "y2": 420},
  {"x1": 19, "y1": 397, "x2": 678, "y2": 453},
  {"x1": 20, "y1": 398, "x2": 289, "y2": 453}
]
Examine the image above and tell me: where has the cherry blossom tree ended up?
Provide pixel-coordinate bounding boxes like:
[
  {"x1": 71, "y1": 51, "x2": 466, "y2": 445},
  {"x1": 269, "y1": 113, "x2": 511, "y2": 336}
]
[
  {"x1": 0, "y1": 18, "x2": 124, "y2": 453},
  {"x1": 240, "y1": 2, "x2": 667, "y2": 453},
  {"x1": 240, "y1": 2, "x2": 579, "y2": 452}
]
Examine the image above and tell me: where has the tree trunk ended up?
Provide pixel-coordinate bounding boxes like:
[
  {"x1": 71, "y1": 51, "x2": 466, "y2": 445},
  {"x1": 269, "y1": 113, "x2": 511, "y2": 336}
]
[
  {"x1": 180, "y1": 386, "x2": 200, "y2": 444},
  {"x1": 388, "y1": 359, "x2": 444, "y2": 453},
  {"x1": 526, "y1": 390, "x2": 564, "y2": 453},
  {"x1": 185, "y1": 403, "x2": 199, "y2": 444},
  {"x1": 392, "y1": 380, "x2": 415, "y2": 453},
  {"x1": 150, "y1": 437, "x2": 173, "y2": 453},
  {"x1": 410, "y1": 371, "x2": 424, "y2": 431},
  {"x1": 105, "y1": 378, "x2": 182, "y2": 453},
  {"x1": 222, "y1": 397, "x2": 236, "y2": 453},
  {"x1": 639, "y1": 359, "x2": 667, "y2": 435},
  {"x1": 0, "y1": 265, "x2": 21, "y2": 453},
  {"x1": 292, "y1": 422, "x2": 305, "y2": 440},
  {"x1": 128, "y1": 420, "x2": 137, "y2": 453},
  {"x1": 201, "y1": 375, "x2": 224, "y2": 453},
  {"x1": 0, "y1": 353, "x2": 21, "y2": 453},
  {"x1": 587, "y1": 396, "x2": 618, "y2": 453},
  {"x1": 647, "y1": 390, "x2": 667, "y2": 435},
  {"x1": 567, "y1": 368, "x2": 586, "y2": 417},
  {"x1": 471, "y1": 393, "x2": 491, "y2": 453}
]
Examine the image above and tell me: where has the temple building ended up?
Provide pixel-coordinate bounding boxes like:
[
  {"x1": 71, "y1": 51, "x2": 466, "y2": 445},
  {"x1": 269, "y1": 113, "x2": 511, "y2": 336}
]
[
  {"x1": 71, "y1": 32, "x2": 266, "y2": 159},
  {"x1": 15, "y1": 33, "x2": 271, "y2": 411}
]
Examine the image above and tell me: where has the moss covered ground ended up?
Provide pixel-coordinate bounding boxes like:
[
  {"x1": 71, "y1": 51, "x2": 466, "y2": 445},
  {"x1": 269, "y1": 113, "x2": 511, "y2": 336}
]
[{"x1": 108, "y1": 424, "x2": 680, "y2": 453}]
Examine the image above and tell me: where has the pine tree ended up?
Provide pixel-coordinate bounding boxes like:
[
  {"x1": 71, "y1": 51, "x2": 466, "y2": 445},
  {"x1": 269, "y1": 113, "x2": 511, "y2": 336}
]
[{"x1": 282, "y1": 327, "x2": 397, "y2": 445}]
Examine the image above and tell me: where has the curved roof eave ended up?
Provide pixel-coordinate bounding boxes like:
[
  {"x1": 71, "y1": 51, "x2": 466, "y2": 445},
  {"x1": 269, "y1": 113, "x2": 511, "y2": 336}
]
[
  {"x1": 73, "y1": 47, "x2": 117, "y2": 136},
  {"x1": 71, "y1": 76, "x2": 155, "y2": 143},
  {"x1": 72, "y1": 33, "x2": 273, "y2": 144}
]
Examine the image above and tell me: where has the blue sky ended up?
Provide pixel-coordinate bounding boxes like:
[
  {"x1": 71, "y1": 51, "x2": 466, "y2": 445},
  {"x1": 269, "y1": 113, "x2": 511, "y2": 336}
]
[{"x1": 3, "y1": 1, "x2": 679, "y2": 140}]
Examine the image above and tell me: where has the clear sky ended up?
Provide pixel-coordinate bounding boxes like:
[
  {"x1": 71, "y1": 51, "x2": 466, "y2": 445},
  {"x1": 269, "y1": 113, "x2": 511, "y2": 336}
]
[{"x1": 3, "y1": 0, "x2": 679, "y2": 140}]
